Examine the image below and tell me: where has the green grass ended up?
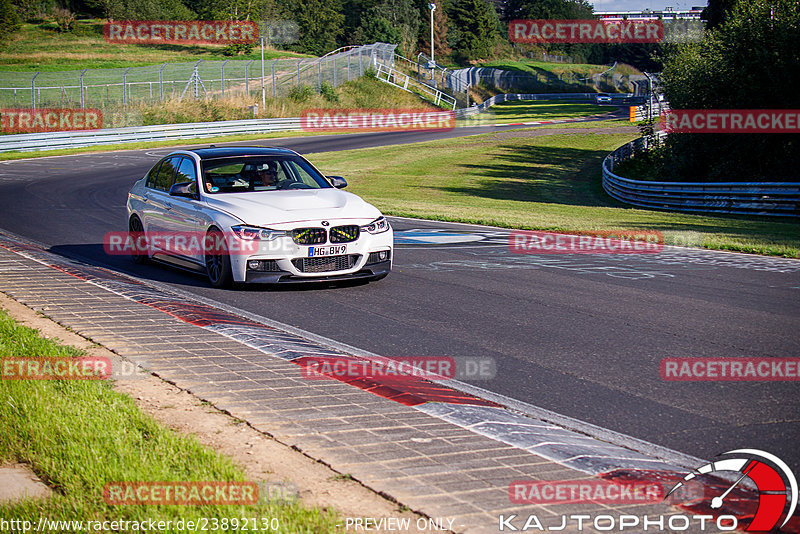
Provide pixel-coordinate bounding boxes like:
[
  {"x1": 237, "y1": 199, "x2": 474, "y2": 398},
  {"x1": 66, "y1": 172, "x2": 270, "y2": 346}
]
[
  {"x1": 307, "y1": 127, "x2": 800, "y2": 257},
  {"x1": 459, "y1": 100, "x2": 614, "y2": 125},
  {"x1": 0, "y1": 20, "x2": 310, "y2": 71},
  {"x1": 537, "y1": 118, "x2": 633, "y2": 129},
  {"x1": 0, "y1": 309, "x2": 342, "y2": 532}
]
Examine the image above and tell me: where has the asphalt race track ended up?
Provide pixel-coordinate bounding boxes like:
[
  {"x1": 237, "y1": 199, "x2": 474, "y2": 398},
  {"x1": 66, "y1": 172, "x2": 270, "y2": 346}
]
[{"x1": 1, "y1": 123, "x2": 799, "y2": 474}]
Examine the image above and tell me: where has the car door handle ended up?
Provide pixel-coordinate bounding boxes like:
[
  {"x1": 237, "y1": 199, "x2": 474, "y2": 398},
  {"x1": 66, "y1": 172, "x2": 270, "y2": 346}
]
[{"x1": 164, "y1": 202, "x2": 172, "y2": 210}]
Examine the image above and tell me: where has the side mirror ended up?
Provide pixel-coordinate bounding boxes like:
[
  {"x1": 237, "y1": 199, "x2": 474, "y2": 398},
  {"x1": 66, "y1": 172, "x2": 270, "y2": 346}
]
[
  {"x1": 328, "y1": 176, "x2": 347, "y2": 189},
  {"x1": 169, "y1": 181, "x2": 198, "y2": 199}
]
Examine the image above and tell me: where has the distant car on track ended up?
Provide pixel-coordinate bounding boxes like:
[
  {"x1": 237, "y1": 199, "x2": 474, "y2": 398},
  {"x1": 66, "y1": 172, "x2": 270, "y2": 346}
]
[
  {"x1": 126, "y1": 146, "x2": 392, "y2": 288},
  {"x1": 595, "y1": 93, "x2": 612, "y2": 104}
]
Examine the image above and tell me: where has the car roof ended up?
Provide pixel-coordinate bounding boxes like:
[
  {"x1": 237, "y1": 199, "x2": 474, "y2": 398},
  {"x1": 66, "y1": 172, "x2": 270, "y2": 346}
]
[{"x1": 182, "y1": 146, "x2": 299, "y2": 160}]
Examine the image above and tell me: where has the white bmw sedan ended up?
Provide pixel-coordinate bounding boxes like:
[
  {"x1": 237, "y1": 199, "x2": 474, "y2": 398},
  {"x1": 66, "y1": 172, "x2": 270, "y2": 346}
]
[{"x1": 126, "y1": 146, "x2": 392, "y2": 288}]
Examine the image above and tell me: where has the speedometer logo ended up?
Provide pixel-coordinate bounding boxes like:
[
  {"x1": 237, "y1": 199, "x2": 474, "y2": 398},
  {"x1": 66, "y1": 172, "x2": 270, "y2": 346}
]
[{"x1": 666, "y1": 449, "x2": 797, "y2": 531}]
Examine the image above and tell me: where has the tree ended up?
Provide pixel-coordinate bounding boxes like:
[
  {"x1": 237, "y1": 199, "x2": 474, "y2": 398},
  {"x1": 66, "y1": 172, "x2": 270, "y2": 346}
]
[
  {"x1": 10, "y1": 0, "x2": 56, "y2": 21},
  {"x1": 0, "y1": 0, "x2": 20, "y2": 43},
  {"x1": 503, "y1": 0, "x2": 596, "y2": 70},
  {"x1": 185, "y1": 0, "x2": 277, "y2": 21},
  {"x1": 87, "y1": 0, "x2": 194, "y2": 20},
  {"x1": 363, "y1": 0, "x2": 420, "y2": 55},
  {"x1": 448, "y1": 0, "x2": 499, "y2": 62},
  {"x1": 701, "y1": 0, "x2": 739, "y2": 30},
  {"x1": 658, "y1": 0, "x2": 800, "y2": 180},
  {"x1": 287, "y1": 0, "x2": 344, "y2": 55},
  {"x1": 418, "y1": 4, "x2": 451, "y2": 59},
  {"x1": 503, "y1": 0, "x2": 592, "y2": 23},
  {"x1": 342, "y1": 0, "x2": 379, "y2": 44},
  {"x1": 356, "y1": 15, "x2": 403, "y2": 47}
]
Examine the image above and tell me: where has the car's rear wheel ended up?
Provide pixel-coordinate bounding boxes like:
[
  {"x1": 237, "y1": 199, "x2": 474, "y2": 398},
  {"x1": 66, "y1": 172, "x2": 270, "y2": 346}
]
[
  {"x1": 205, "y1": 228, "x2": 233, "y2": 289},
  {"x1": 128, "y1": 216, "x2": 148, "y2": 264}
]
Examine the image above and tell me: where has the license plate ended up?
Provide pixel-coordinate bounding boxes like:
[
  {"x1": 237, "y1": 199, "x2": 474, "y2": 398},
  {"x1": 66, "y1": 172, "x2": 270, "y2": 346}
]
[{"x1": 308, "y1": 245, "x2": 346, "y2": 257}]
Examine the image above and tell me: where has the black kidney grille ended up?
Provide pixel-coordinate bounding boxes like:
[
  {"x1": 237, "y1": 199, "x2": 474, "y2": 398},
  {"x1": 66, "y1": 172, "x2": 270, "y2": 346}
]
[
  {"x1": 329, "y1": 225, "x2": 360, "y2": 243},
  {"x1": 292, "y1": 254, "x2": 357, "y2": 273},
  {"x1": 291, "y1": 227, "x2": 327, "y2": 245}
]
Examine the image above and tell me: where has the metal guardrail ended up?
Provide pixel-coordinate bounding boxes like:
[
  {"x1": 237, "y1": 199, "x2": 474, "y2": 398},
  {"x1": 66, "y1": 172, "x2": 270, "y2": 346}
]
[
  {"x1": 603, "y1": 132, "x2": 800, "y2": 217},
  {"x1": 0, "y1": 118, "x2": 302, "y2": 152},
  {"x1": 629, "y1": 101, "x2": 669, "y2": 122},
  {"x1": 374, "y1": 63, "x2": 457, "y2": 110}
]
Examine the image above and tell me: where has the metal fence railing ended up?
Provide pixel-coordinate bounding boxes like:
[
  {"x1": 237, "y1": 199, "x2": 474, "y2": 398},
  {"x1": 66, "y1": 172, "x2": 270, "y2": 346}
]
[
  {"x1": 374, "y1": 63, "x2": 457, "y2": 110},
  {"x1": 0, "y1": 43, "x2": 397, "y2": 116},
  {"x1": 392, "y1": 54, "x2": 468, "y2": 108},
  {"x1": 445, "y1": 66, "x2": 647, "y2": 95},
  {"x1": 603, "y1": 132, "x2": 800, "y2": 217}
]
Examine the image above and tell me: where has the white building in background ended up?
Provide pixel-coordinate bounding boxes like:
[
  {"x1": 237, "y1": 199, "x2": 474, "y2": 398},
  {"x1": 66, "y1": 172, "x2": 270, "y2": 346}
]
[{"x1": 594, "y1": 6, "x2": 705, "y2": 21}]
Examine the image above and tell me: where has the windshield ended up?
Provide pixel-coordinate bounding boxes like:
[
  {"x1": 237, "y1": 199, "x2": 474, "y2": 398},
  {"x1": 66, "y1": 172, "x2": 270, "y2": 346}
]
[{"x1": 201, "y1": 156, "x2": 332, "y2": 194}]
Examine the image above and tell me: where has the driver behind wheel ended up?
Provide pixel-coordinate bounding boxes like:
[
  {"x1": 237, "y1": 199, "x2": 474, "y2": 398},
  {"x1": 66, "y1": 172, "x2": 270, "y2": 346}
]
[{"x1": 254, "y1": 161, "x2": 278, "y2": 188}]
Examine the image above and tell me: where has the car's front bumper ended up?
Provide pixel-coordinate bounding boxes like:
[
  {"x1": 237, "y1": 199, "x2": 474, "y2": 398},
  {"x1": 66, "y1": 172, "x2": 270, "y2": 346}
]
[
  {"x1": 230, "y1": 229, "x2": 393, "y2": 284},
  {"x1": 244, "y1": 259, "x2": 391, "y2": 284}
]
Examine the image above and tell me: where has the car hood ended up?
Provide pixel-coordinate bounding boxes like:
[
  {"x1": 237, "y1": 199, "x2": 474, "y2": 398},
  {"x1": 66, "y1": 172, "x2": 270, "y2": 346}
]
[{"x1": 204, "y1": 188, "x2": 382, "y2": 226}]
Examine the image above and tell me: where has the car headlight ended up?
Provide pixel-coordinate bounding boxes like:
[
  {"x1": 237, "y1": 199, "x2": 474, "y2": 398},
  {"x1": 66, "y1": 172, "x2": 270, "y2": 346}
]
[
  {"x1": 231, "y1": 225, "x2": 288, "y2": 241},
  {"x1": 360, "y1": 216, "x2": 390, "y2": 235}
]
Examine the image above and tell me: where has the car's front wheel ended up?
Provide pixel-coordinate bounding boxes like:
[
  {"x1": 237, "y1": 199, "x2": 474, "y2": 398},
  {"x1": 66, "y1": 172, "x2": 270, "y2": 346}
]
[
  {"x1": 129, "y1": 216, "x2": 148, "y2": 264},
  {"x1": 205, "y1": 228, "x2": 233, "y2": 289}
]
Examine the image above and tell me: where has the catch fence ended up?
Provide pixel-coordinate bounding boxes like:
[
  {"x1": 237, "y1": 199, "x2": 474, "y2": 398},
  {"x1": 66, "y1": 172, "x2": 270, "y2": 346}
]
[{"x1": 0, "y1": 43, "x2": 397, "y2": 117}]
